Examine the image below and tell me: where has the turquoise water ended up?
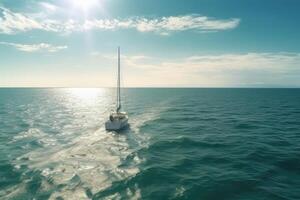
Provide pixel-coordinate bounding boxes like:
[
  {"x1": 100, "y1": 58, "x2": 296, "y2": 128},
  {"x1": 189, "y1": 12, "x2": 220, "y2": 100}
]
[{"x1": 0, "y1": 88, "x2": 300, "y2": 200}]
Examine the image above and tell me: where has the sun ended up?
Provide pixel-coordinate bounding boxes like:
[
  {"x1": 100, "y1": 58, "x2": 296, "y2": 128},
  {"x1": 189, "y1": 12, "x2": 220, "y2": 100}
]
[{"x1": 72, "y1": 0, "x2": 98, "y2": 11}]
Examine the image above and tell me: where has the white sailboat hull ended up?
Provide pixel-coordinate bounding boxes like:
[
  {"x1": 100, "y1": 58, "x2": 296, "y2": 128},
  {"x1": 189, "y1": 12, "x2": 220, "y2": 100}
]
[{"x1": 105, "y1": 113, "x2": 129, "y2": 131}]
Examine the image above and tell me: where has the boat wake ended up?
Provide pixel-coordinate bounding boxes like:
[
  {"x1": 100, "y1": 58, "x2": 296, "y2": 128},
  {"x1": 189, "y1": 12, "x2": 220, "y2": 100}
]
[{"x1": 5, "y1": 104, "x2": 165, "y2": 199}]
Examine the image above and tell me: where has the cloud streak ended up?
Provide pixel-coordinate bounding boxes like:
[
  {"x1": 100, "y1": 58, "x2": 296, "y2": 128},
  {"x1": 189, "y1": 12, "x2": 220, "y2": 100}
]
[
  {"x1": 0, "y1": 7, "x2": 79, "y2": 34},
  {"x1": 99, "y1": 52, "x2": 300, "y2": 87},
  {"x1": 0, "y1": 7, "x2": 240, "y2": 35},
  {"x1": 0, "y1": 7, "x2": 44, "y2": 34},
  {"x1": 0, "y1": 42, "x2": 67, "y2": 52},
  {"x1": 123, "y1": 52, "x2": 300, "y2": 71},
  {"x1": 84, "y1": 15, "x2": 240, "y2": 35}
]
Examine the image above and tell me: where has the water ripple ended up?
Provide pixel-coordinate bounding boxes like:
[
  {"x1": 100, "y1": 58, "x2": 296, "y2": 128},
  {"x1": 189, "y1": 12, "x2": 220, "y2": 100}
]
[{"x1": 0, "y1": 88, "x2": 300, "y2": 199}]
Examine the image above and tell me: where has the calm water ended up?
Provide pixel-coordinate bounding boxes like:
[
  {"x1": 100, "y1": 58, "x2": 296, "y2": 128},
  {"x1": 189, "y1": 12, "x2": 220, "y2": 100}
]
[{"x1": 0, "y1": 88, "x2": 300, "y2": 200}]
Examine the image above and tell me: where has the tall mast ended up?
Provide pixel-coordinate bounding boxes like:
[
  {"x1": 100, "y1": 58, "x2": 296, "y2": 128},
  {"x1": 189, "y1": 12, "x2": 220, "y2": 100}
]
[{"x1": 117, "y1": 46, "x2": 121, "y2": 113}]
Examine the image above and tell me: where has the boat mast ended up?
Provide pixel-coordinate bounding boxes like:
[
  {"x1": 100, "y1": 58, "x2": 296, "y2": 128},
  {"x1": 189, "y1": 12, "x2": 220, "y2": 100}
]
[{"x1": 117, "y1": 47, "x2": 121, "y2": 113}]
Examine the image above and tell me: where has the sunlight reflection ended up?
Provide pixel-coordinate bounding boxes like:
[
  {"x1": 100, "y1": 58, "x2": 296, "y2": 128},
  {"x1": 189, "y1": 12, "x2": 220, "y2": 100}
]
[
  {"x1": 66, "y1": 88, "x2": 106, "y2": 105},
  {"x1": 69, "y1": 88, "x2": 101, "y2": 98}
]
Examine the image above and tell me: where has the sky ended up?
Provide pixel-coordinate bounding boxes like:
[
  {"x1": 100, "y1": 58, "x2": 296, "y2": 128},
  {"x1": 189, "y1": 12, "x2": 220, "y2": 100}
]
[{"x1": 0, "y1": 0, "x2": 300, "y2": 87}]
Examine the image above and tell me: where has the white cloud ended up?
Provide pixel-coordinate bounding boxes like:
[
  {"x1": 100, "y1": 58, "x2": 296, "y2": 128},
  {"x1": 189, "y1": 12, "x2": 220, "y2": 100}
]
[
  {"x1": 39, "y1": 2, "x2": 58, "y2": 12},
  {"x1": 84, "y1": 15, "x2": 240, "y2": 35},
  {"x1": 99, "y1": 52, "x2": 300, "y2": 87},
  {"x1": 0, "y1": 7, "x2": 44, "y2": 34},
  {"x1": 0, "y1": 7, "x2": 81, "y2": 34},
  {"x1": 0, "y1": 42, "x2": 67, "y2": 52},
  {"x1": 123, "y1": 52, "x2": 300, "y2": 71},
  {"x1": 0, "y1": 7, "x2": 240, "y2": 35}
]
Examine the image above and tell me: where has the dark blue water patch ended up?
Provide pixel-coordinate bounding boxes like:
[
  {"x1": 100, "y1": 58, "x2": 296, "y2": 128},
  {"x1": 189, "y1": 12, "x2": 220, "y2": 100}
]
[
  {"x1": 0, "y1": 110, "x2": 6, "y2": 115},
  {"x1": 127, "y1": 167, "x2": 179, "y2": 199},
  {"x1": 256, "y1": 166, "x2": 300, "y2": 200},
  {"x1": 145, "y1": 137, "x2": 229, "y2": 154},
  {"x1": 183, "y1": 179, "x2": 260, "y2": 200},
  {"x1": 234, "y1": 123, "x2": 261, "y2": 130},
  {"x1": 290, "y1": 110, "x2": 300, "y2": 114},
  {"x1": 199, "y1": 117, "x2": 219, "y2": 122},
  {"x1": 243, "y1": 149, "x2": 278, "y2": 164},
  {"x1": 0, "y1": 163, "x2": 22, "y2": 190},
  {"x1": 280, "y1": 120, "x2": 300, "y2": 126},
  {"x1": 276, "y1": 157, "x2": 300, "y2": 172},
  {"x1": 19, "y1": 122, "x2": 31, "y2": 129}
]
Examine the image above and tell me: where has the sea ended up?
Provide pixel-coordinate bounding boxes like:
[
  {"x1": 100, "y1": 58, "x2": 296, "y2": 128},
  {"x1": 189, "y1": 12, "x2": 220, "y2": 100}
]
[{"x1": 0, "y1": 88, "x2": 299, "y2": 200}]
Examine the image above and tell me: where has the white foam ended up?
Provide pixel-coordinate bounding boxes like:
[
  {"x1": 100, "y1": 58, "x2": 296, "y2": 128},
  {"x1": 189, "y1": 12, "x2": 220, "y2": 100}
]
[{"x1": 13, "y1": 126, "x2": 146, "y2": 199}]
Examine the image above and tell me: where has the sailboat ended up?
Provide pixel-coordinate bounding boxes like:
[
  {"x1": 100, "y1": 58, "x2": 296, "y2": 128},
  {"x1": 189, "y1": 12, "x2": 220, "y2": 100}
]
[{"x1": 105, "y1": 47, "x2": 129, "y2": 131}]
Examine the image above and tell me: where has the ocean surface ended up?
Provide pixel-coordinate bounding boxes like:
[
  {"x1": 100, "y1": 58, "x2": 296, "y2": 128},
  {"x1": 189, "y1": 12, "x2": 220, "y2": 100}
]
[{"x1": 0, "y1": 88, "x2": 300, "y2": 200}]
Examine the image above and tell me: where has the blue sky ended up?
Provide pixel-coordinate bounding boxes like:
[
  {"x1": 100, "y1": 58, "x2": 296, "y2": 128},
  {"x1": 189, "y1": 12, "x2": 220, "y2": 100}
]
[{"x1": 0, "y1": 0, "x2": 300, "y2": 87}]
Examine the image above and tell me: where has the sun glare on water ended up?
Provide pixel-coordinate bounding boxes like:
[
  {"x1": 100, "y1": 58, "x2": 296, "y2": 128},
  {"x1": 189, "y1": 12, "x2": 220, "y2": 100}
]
[{"x1": 66, "y1": 88, "x2": 106, "y2": 105}]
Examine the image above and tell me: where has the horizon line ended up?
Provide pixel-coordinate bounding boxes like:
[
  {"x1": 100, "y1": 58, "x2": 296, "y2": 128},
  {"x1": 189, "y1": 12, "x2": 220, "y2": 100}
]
[{"x1": 0, "y1": 86, "x2": 299, "y2": 89}]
